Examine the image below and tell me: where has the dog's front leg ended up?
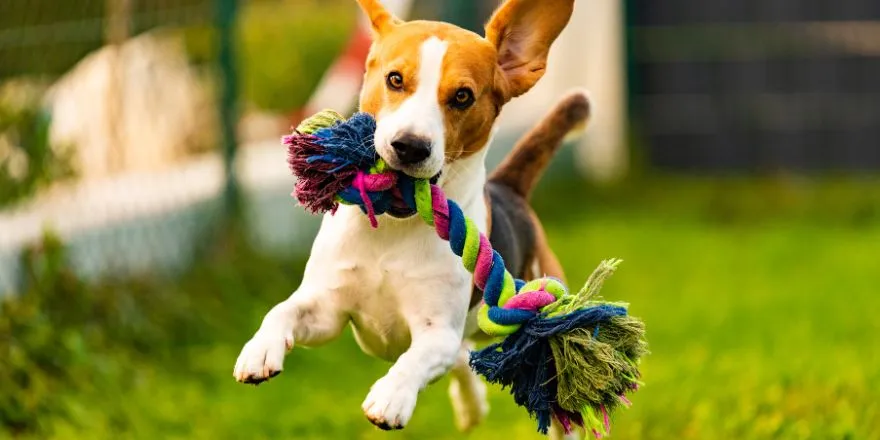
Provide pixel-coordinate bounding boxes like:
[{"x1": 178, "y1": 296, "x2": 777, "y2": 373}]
[
  {"x1": 362, "y1": 326, "x2": 461, "y2": 429},
  {"x1": 233, "y1": 281, "x2": 347, "y2": 384},
  {"x1": 361, "y1": 279, "x2": 469, "y2": 430}
]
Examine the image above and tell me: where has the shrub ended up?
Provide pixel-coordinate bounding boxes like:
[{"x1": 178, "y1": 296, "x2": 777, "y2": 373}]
[
  {"x1": 0, "y1": 81, "x2": 75, "y2": 207},
  {"x1": 183, "y1": 0, "x2": 355, "y2": 113},
  {"x1": 0, "y1": 226, "x2": 307, "y2": 436}
]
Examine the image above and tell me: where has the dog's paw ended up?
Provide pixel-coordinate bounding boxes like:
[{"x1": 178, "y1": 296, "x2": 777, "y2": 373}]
[
  {"x1": 233, "y1": 330, "x2": 292, "y2": 385},
  {"x1": 449, "y1": 376, "x2": 489, "y2": 432},
  {"x1": 362, "y1": 375, "x2": 419, "y2": 430}
]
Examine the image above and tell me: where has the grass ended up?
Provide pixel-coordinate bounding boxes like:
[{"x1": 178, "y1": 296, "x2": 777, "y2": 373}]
[{"x1": 4, "y1": 177, "x2": 880, "y2": 439}]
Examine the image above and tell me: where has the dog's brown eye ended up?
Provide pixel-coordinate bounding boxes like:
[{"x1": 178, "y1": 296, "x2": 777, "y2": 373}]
[
  {"x1": 450, "y1": 88, "x2": 474, "y2": 109},
  {"x1": 386, "y1": 72, "x2": 404, "y2": 91}
]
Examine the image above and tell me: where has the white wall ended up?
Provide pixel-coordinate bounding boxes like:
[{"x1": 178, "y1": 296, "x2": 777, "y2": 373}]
[{"x1": 496, "y1": 0, "x2": 628, "y2": 182}]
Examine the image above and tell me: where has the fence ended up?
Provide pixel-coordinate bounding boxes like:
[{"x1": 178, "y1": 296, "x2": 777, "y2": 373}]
[
  {"x1": 0, "y1": 0, "x2": 300, "y2": 295},
  {"x1": 628, "y1": 0, "x2": 880, "y2": 172}
]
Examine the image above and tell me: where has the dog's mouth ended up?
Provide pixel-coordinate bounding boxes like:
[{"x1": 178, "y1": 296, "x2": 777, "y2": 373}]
[{"x1": 385, "y1": 170, "x2": 442, "y2": 218}]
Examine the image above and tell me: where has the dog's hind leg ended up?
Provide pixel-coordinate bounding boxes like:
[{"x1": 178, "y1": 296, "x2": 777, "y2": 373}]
[
  {"x1": 233, "y1": 283, "x2": 348, "y2": 384},
  {"x1": 448, "y1": 341, "x2": 489, "y2": 432}
]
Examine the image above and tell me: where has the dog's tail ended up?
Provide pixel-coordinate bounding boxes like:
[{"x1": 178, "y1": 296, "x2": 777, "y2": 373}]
[{"x1": 489, "y1": 89, "x2": 591, "y2": 201}]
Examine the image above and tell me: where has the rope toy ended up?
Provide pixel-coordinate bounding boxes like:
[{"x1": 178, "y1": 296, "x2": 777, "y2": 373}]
[{"x1": 284, "y1": 110, "x2": 648, "y2": 437}]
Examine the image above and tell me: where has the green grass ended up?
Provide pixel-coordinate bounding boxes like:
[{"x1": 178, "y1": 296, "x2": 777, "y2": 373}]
[{"x1": 4, "y1": 178, "x2": 880, "y2": 439}]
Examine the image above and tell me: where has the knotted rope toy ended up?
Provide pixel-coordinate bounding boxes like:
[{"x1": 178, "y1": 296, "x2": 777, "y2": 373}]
[{"x1": 285, "y1": 110, "x2": 647, "y2": 437}]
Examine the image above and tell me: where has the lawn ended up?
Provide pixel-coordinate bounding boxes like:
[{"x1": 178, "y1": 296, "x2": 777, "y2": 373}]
[{"x1": 4, "y1": 177, "x2": 880, "y2": 439}]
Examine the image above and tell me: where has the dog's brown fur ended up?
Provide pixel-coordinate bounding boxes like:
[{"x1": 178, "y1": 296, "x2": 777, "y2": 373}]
[
  {"x1": 490, "y1": 90, "x2": 591, "y2": 200},
  {"x1": 471, "y1": 90, "x2": 590, "y2": 306}
]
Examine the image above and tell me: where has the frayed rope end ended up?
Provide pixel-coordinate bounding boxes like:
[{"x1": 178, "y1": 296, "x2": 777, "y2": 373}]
[{"x1": 470, "y1": 259, "x2": 647, "y2": 437}]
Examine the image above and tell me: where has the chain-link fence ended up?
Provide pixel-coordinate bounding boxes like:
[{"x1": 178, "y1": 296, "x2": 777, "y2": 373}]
[{"x1": 0, "y1": 0, "x2": 364, "y2": 295}]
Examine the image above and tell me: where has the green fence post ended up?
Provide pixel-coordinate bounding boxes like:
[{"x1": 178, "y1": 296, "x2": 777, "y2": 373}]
[
  {"x1": 216, "y1": 0, "x2": 240, "y2": 217},
  {"x1": 622, "y1": 0, "x2": 646, "y2": 173},
  {"x1": 441, "y1": 0, "x2": 482, "y2": 33}
]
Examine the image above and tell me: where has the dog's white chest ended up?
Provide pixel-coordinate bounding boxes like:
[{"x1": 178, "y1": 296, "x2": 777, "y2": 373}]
[{"x1": 305, "y1": 205, "x2": 478, "y2": 361}]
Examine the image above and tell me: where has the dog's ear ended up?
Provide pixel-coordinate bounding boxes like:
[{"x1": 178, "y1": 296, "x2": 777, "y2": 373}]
[
  {"x1": 485, "y1": 0, "x2": 574, "y2": 99},
  {"x1": 355, "y1": 0, "x2": 401, "y2": 37}
]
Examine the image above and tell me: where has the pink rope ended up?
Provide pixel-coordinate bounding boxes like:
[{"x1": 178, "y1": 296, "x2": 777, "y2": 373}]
[
  {"x1": 557, "y1": 412, "x2": 573, "y2": 434},
  {"x1": 430, "y1": 185, "x2": 450, "y2": 239},
  {"x1": 355, "y1": 172, "x2": 378, "y2": 228},
  {"x1": 601, "y1": 405, "x2": 611, "y2": 433},
  {"x1": 473, "y1": 235, "x2": 493, "y2": 289},
  {"x1": 363, "y1": 172, "x2": 396, "y2": 191},
  {"x1": 503, "y1": 290, "x2": 556, "y2": 311}
]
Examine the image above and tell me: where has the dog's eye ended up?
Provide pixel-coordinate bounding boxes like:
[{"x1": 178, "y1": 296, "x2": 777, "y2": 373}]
[
  {"x1": 386, "y1": 72, "x2": 404, "y2": 91},
  {"x1": 450, "y1": 88, "x2": 475, "y2": 109}
]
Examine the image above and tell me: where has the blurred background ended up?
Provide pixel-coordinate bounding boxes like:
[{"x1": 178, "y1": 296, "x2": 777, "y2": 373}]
[{"x1": 1, "y1": 0, "x2": 878, "y2": 438}]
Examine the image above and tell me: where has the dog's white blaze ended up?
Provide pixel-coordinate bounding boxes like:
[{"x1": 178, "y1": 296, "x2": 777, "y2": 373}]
[{"x1": 374, "y1": 36, "x2": 448, "y2": 178}]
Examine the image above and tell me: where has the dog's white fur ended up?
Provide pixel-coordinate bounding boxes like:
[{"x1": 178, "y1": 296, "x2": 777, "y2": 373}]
[
  {"x1": 234, "y1": 151, "x2": 490, "y2": 428},
  {"x1": 373, "y1": 37, "x2": 448, "y2": 179},
  {"x1": 233, "y1": 40, "x2": 492, "y2": 429}
]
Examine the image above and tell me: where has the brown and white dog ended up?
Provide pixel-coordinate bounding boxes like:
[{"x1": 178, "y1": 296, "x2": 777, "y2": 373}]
[{"x1": 234, "y1": 0, "x2": 589, "y2": 437}]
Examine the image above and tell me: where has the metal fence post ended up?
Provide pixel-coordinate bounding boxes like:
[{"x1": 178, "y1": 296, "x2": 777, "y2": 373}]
[
  {"x1": 441, "y1": 0, "x2": 482, "y2": 34},
  {"x1": 216, "y1": 0, "x2": 240, "y2": 217}
]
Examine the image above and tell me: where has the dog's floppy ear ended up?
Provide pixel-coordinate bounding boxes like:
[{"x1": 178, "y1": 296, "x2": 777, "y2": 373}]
[
  {"x1": 355, "y1": 0, "x2": 401, "y2": 37},
  {"x1": 485, "y1": 0, "x2": 574, "y2": 99}
]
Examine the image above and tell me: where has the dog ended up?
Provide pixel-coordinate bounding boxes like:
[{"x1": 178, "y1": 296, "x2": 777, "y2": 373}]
[{"x1": 234, "y1": 0, "x2": 589, "y2": 437}]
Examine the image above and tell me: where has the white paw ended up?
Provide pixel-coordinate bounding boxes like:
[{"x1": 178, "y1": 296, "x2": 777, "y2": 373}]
[
  {"x1": 449, "y1": 377, "x2": 489, "y2": 432},
  {"x1": 362, "y1": 375, "x2": 419, "y2": 430},
  {"x1": 233, "y1": 330, "x2": 292, "y2": 384}
]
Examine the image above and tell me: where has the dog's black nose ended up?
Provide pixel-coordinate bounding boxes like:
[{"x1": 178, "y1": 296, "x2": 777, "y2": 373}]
[{"x1": 390, "y1": 133, "x2": 432, "y2": 164}]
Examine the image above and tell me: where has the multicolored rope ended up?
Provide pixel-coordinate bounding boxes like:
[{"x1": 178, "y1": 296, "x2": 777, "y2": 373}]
[{"x1": 284, "y1": 110, "x2": 647, "y2": 437}]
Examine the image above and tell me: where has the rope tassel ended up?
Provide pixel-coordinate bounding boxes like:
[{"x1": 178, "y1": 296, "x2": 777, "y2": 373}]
[{"x1": 283, "y1": 110, "x2": 648, "y2": 436}]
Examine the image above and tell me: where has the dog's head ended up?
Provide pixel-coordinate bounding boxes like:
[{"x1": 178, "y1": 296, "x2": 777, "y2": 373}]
[{"x1": 356, "y1": 0, "x2": 574, "y2": 179}]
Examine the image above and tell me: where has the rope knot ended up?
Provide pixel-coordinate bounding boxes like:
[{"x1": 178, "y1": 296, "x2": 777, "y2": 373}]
[{"x1": 477, "y1": 277, "x2": 570, "y2": 335}]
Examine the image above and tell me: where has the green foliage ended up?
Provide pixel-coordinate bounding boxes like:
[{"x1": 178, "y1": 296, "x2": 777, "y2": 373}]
[
  {"x1": 0, "y1": 227, "x2": 307, "y2": 437},
  {"x1": 0, "y1": 233, "x2": 82, "y2": 434},
  {"x1": 0, "y1": 91, "x2": 75, "y2": 207},
  {"x1": 237, "y1": 0, "x2": 355, "y2": 112},
  {"x1": 0, "y1": 232, "x2": 175, "y2": 434},
  {"x1": 182, "y1": 0, "x2": 355, "y2": 112}
]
